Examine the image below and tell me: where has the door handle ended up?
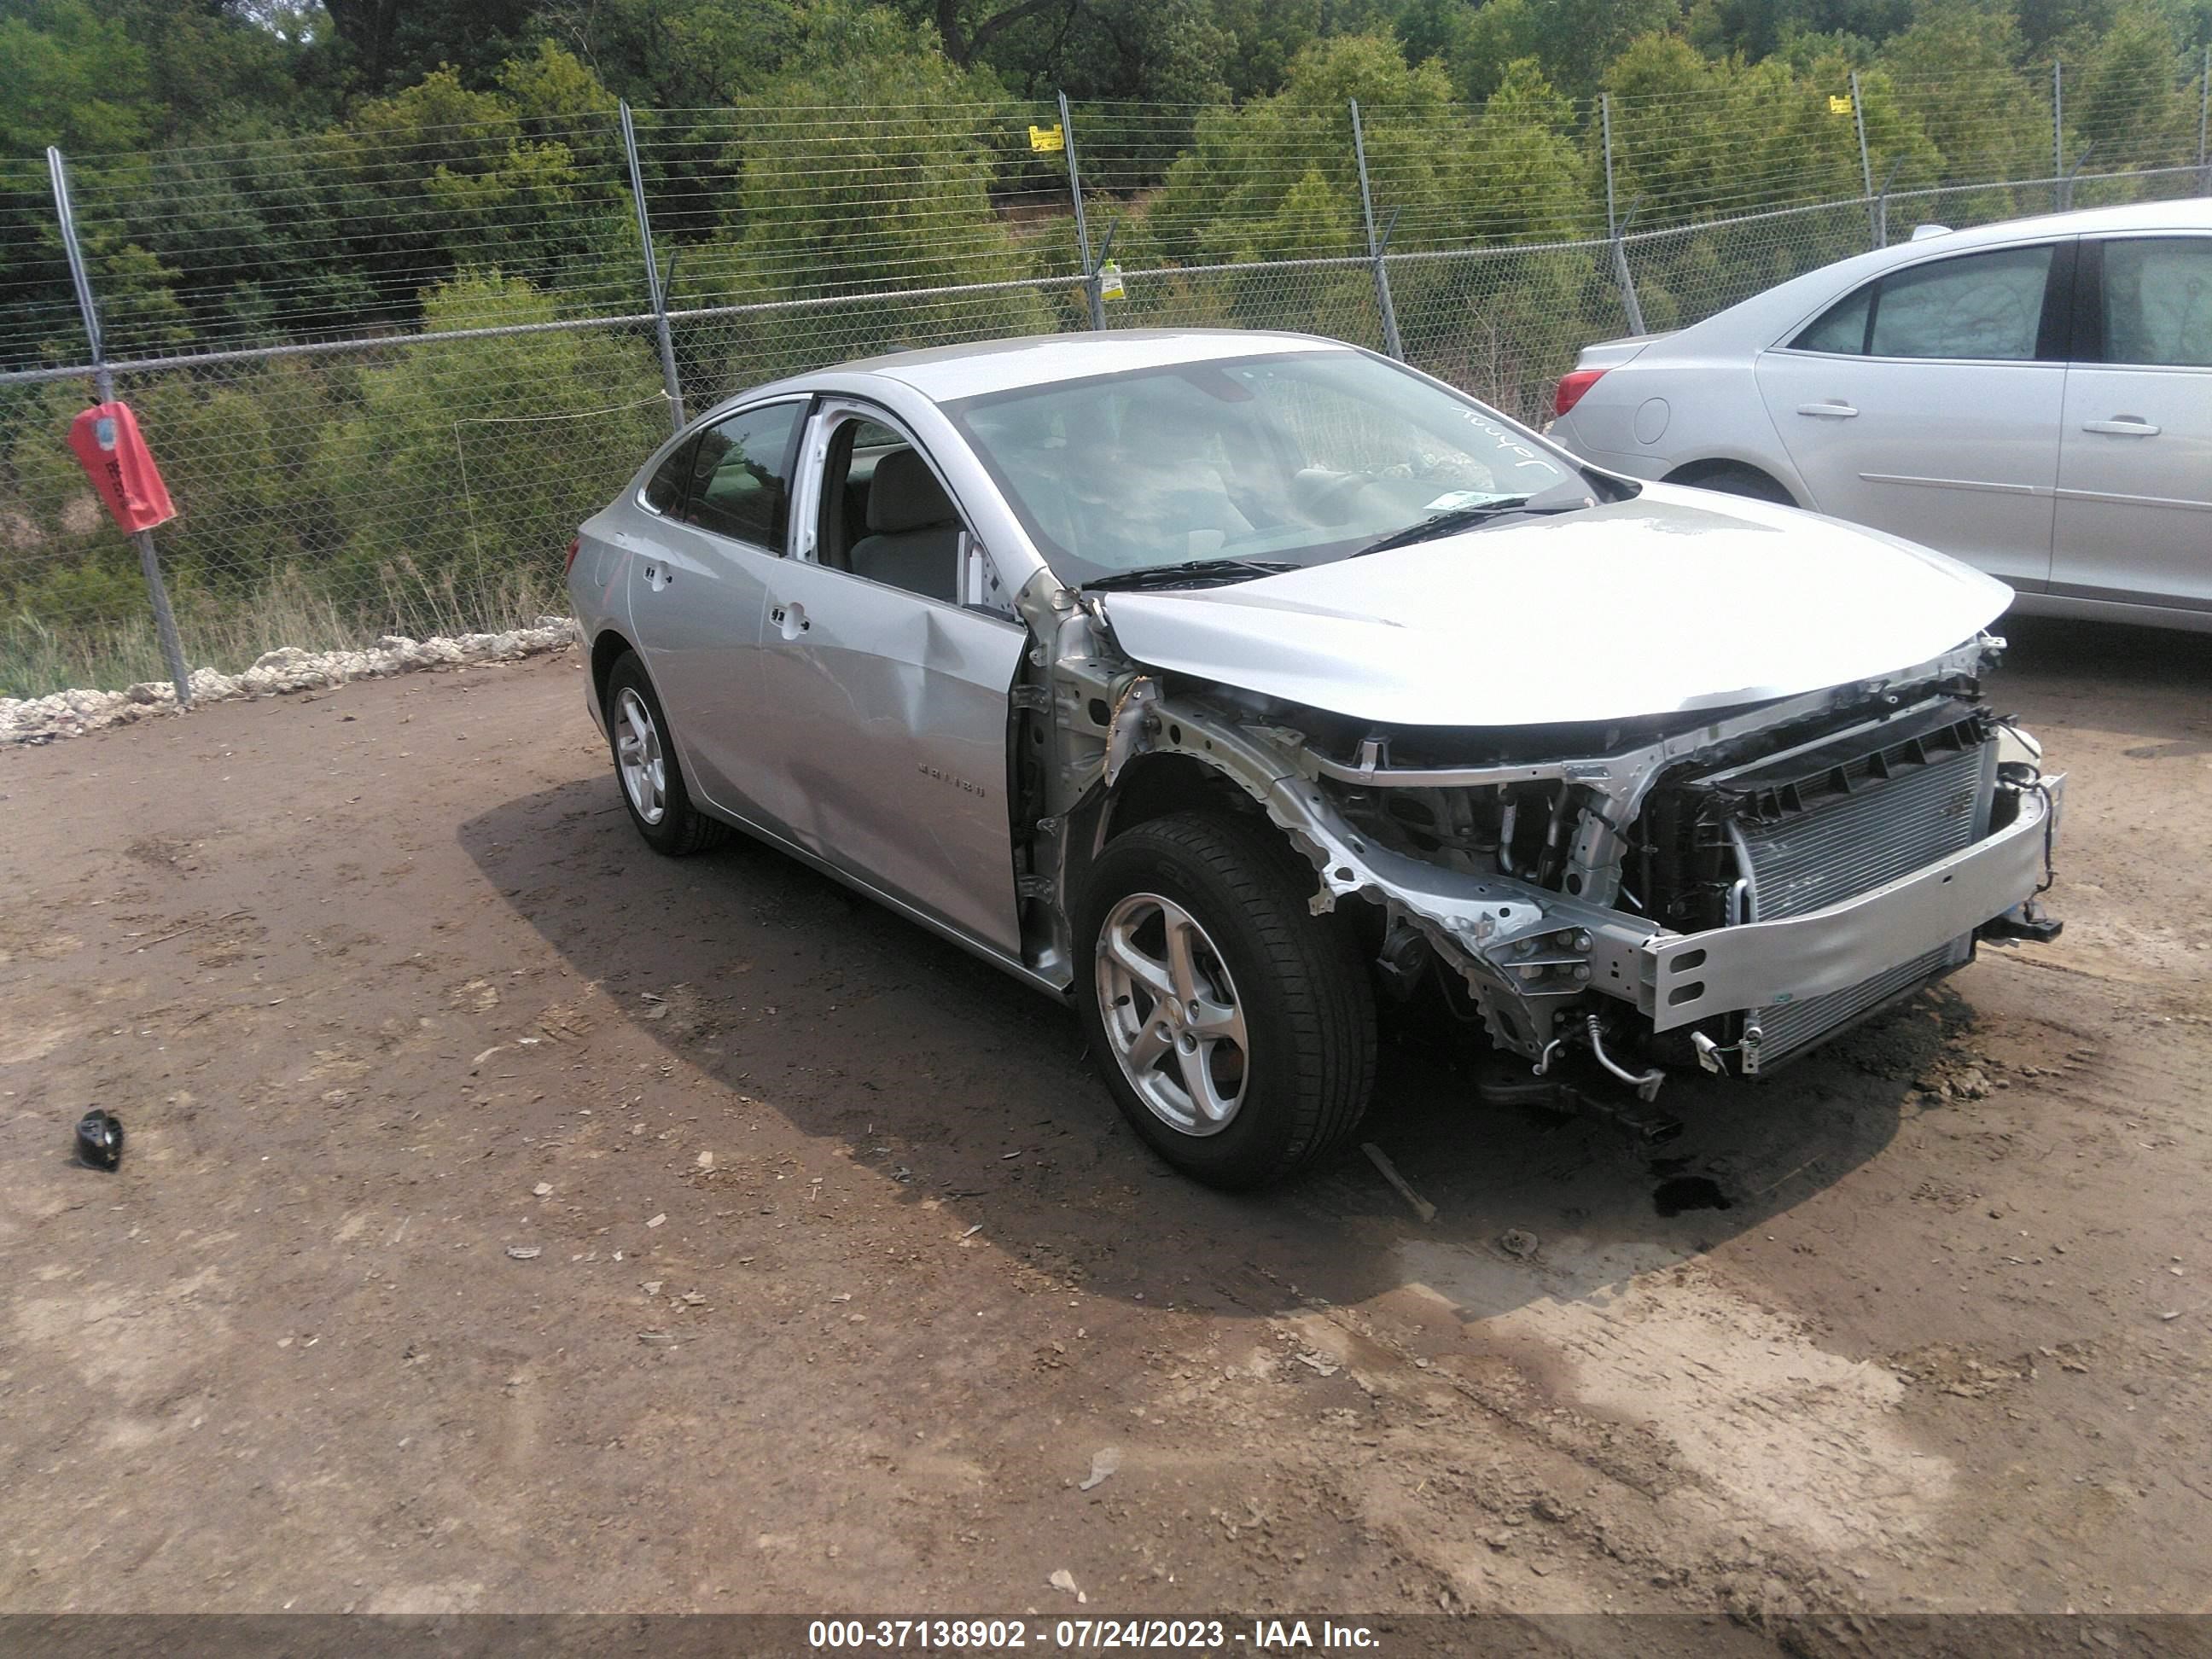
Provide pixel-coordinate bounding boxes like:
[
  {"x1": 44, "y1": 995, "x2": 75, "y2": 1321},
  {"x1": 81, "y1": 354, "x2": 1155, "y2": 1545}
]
[
  {"x1": 1796, "y1": 401, "x2": 1859, "y2": 418},
  {"x1": 770, "y1": 602, "x2": 809, "y2": 639},
  {"x1": 642, "y1": 563, "x2": 674, "y2": 591},
  {"x1": 2081, "y1": 417, "x2": 2159, "y2": 436}
]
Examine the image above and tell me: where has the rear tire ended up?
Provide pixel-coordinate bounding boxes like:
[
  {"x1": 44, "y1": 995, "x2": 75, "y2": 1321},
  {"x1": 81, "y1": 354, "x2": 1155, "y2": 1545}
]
[
  {"x1": 602, "y1": 650, "x2": 731, "y2": 856},
  {"x1": 1075, "y1": 812, "x2": 1375, "y2": 1189},
  {"x1": 1678, "y1": 463, "x2": 1796, "y2": 505}
]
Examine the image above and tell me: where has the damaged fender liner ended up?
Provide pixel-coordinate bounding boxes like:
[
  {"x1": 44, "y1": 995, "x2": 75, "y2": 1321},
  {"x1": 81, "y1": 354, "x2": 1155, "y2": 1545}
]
[
  {"x1": 1121, "y1": 697, "x2": 1662, "y2": 1053},
  {"x1": 1642, "y1": 772, "x2": 2063, "y2": 1031}
]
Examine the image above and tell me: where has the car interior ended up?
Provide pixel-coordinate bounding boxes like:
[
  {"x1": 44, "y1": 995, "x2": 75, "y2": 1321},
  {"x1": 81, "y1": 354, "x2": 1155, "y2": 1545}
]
[{"x1": 815, "y1": 420, "x2": 970, "y2": 603}]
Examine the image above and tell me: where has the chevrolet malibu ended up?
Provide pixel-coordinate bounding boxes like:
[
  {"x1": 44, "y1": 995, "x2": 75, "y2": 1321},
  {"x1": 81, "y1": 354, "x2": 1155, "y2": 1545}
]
[{"x1": 568, "y1": 330, "x2": 2064, "y2": 1188}]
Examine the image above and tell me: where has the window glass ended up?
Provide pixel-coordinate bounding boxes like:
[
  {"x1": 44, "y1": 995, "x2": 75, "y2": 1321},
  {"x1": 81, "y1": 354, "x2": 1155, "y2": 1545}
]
[
  {"x1": 641, "y1": 434, "x2": 698, "y2": 515},
  {"x1": 2099, "y1": 237, "x2": 2212, "y2": 368},
  {"x1": 948, "y1": 351, "x2": 1586, "y2": 586},
  {"x1": 1867, "y1": 245, "x2": 2053, "y2": 360},
  {"x1": 1793, "y1": 286, "x2": 1872, "y2": 354},
  {"x1": 681, "y1": 402, "x2": 804, "y2": 548}
]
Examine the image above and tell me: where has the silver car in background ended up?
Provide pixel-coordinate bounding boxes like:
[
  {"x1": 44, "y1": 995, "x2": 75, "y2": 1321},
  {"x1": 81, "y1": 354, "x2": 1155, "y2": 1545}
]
[
  {"x1": 568, "y1": 330, "x2": 2063, "y2": 1189},
  {"x1": 1549, "y1": 200, "x2": 2212, "y2": 632}
]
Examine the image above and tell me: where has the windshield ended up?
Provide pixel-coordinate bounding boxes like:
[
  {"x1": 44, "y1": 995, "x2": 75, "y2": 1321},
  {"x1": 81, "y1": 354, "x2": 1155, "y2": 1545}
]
[{"x1": 943, "y1": 348, "x2": 1596, "y2": 587}]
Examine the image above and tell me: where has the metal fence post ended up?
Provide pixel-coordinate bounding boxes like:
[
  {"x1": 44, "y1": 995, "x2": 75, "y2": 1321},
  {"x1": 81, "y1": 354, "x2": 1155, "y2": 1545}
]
[
  {"x1": 620, "y1": 102, "x2": 684, "y2": 431},
  {"x1": 1599, "y1": 96, "x2": 1648, "y2": 336},
  {"x1": 1872, "y1": 154, "x2": 1905, "y2": 248},
  {"x1": 1850, "y1": 71, "x2": 1877, "y2": 248},
  {"x1": 1349, "y1": 101, "x2": 1405, "y2": 361},
  {"x1": 2198, "y1": 45, "x2": 2209, "y2": 195},
  {"x1": 2052, "y1": 60, "x2": 2065, "y2": 212},
  {"x1": 2058, "y1": 141, "x2": 2095, "y2": 212},
  {"x1": 1059, "y1": 92, "x2": 1106, "y2": 330},
  {"x1": 46, "y1": 145, "x2": 192, "y2": 707}
]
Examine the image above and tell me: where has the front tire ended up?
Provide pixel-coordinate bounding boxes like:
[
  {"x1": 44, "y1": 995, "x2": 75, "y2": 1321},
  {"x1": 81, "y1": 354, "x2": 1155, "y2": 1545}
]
[
  {"x1": 1075, "y1": 812, "x2": 1375, "y2": 1189},
  {"x1": 602, "y1": 650, "x2": 730, "y2": 856}
]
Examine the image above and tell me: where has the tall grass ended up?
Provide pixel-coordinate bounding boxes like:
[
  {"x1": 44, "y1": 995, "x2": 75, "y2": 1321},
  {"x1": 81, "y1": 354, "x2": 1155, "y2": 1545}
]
[{"x1": 0, "y1": 563, "x2": 571, "y2": 701}]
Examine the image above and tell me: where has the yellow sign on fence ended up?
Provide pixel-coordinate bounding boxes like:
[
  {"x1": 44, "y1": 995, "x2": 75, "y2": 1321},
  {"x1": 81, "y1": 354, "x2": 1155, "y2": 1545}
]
[
  {"x1": 1028, "y1": 123, "x2": 1065, "y2": 153},
  {"x1": 1829, "y1": 94, "x2": 1854, "y2": 115}
]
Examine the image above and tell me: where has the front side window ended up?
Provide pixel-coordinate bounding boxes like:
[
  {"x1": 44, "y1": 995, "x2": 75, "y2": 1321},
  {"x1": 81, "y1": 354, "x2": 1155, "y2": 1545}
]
[
  {"x1": 946, "y1": 350, "x2": 1592, "y2": 586},
  {"x1": 1790, "y1": 245, "x2": 2056, "y2": 360},
  {"x1": 2098, "y1": 237, "x2": 2212, "y2": 368},
  {"x1": 680, "y1": 402, "x2": 804, "y2": 549}
]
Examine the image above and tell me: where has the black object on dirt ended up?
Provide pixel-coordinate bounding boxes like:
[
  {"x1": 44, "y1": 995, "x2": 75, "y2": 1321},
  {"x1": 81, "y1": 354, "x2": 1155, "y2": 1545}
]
[
  {"x1": 1653, "y1": 1174, "x2": 1730, "y2": 1217},
  {"x1": 75, "y1": 1109, "x2": 124, "y2": 1170}
]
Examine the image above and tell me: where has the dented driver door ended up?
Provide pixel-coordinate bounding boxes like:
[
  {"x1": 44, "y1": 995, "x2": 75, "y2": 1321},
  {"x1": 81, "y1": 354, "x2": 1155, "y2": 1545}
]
[{"x1": 750, "y1": 498, "x2": 1027, "y2": 958}]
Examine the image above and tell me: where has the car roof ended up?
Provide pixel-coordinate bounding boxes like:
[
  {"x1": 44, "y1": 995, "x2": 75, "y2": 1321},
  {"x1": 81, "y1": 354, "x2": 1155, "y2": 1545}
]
[
  {"x1": 1883, "y1": 195, "x2": 2212, "y2": 253},
  {"x1": 748, "y1": 328, "x2": 1354, "y2": 406}
]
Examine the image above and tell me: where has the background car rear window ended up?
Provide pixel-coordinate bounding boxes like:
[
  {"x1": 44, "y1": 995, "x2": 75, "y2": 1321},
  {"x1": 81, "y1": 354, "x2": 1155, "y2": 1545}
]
[
  {"x1": 2100, "y1": 237, "x2": 2212, "y2": 367},
  {"x1": 1870, "y1": 246, "x2": 2053, "y2": 359},
  {"x1": 1791, "y1": 245, "x2": 2054, "y2": 359},
  {"x1": 682, "y1": 403, "x2": 803, "y2": 548}
]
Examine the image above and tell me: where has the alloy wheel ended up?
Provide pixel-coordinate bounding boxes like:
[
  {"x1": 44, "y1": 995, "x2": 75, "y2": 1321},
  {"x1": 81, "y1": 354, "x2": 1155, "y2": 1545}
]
[{"x1": 1095, "y1": 891, "x2": 1250, "y2": 1135}]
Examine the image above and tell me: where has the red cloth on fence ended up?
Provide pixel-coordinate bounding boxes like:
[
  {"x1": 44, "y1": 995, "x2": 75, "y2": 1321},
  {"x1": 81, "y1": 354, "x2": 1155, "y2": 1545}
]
[{"x1": 68, "y1": 400, "x2": 176, "y2": 533}]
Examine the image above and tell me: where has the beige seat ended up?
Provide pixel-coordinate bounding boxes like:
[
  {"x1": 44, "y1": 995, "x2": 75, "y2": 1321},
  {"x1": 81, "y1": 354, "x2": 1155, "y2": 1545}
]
[{"x1": 848, "y1": 450, "x2": 961, "y2": 601}]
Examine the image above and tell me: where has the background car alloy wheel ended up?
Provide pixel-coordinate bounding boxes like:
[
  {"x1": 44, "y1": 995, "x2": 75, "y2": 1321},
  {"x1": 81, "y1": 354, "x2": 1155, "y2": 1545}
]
[
  {"x1": 1096, "y1": 891, "x2": 1249, "y2": 1136},
  {"x1": 614, "y1": 686, "x2": 667, "y2": 826}
]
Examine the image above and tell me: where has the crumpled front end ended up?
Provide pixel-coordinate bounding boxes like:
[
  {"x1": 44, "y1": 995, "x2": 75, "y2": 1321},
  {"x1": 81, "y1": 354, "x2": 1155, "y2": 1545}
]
[{"x1": 1017, "y1": 582, "x2": 2062, "y2": 1106}]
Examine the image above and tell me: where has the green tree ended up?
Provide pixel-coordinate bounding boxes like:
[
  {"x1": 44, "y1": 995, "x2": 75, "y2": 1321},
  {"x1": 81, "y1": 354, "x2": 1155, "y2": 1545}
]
[{"x1": 313, "y1": 271, "x2": 668, "y2": 628}]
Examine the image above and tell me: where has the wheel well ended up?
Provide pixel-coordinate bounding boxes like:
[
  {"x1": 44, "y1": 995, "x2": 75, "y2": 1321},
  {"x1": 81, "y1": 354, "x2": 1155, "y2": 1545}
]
[
  {"x1": 1662, "y1": 458, "x2": 1797, "y2": 504},
  {"x1": 590, "y1": 628, "x2": 634, "y2": 710},
  {"x1": 1103, "y1": 754, "x2": 1259, "y2": 843}
]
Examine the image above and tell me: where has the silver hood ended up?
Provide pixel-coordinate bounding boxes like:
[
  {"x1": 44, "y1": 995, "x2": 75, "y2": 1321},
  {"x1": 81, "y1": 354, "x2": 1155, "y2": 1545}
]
[{"x1": 1096, "y1": 484, "x2": 2012, "y2": 728}]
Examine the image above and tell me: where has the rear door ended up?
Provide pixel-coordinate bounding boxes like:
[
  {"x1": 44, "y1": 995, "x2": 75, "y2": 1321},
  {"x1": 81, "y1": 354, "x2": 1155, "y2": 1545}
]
[
  {"x1": 1754, "y1": 240, "x2": 2072, "y2": 591},
  {"x1": 626, "y1": 399, "x2": 806, "y2": 825},
  {"x1": 2052, "y1": 234, "x2": 2212, "y2": 616}
]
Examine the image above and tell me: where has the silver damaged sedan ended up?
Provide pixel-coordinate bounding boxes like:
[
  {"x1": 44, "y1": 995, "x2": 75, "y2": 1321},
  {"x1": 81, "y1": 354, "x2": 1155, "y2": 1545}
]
[{"x1": 568, "y1": 329, "x2": 2064, "y2": 1188}]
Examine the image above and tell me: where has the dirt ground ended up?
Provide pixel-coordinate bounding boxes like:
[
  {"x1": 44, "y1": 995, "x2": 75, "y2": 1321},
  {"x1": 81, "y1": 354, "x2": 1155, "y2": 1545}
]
[{"x1": 3, "y1": 617, "x2": 2209, "y2": 1635}]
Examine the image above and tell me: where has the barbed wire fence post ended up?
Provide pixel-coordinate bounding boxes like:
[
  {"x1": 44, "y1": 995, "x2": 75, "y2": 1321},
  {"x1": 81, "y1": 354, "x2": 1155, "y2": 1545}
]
[
  {"x1": 1349, "y1": 100, "x2": 1406, "y2": 361},
  {"x1": 1850, "y1": 71, "x2": 1877, "y2": 248},
  {"x1": 2197, "y1": 45, "x2": 2209, "y2": 195},
  {"x1": 620, "y1": 102, "x2": 685, "y2": 432},
  {"x1": 44, "y1": 144, "x2": 193, "y2": 706},
  {"x1": 1600, "y1": 95, "x2": 1648, "y2": 336},
  {"x1": 2052, "y1": 60, "x2": 2065, "y2": 212},
  {"x1": 1058, "y1": 93, "x2": 1105, "y2": 331}
]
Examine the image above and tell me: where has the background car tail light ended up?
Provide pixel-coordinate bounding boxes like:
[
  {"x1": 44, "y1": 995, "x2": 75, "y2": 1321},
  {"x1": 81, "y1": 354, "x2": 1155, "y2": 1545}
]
[
  {"x1": 1553, "y1": 369, "x2": 1606, "y2": 418},
  {"x1": 564, "y1": 534, "x2": 581, "y2": 575}
]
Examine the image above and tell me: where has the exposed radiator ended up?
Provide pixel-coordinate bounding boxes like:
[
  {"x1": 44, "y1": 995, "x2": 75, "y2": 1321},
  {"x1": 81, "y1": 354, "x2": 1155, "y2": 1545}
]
[
  {"x1": 1663, "y1": 699, "x2": 1999, "y2": 1072},
  {"x1": 1735, "y1": 735, "x2": 1994, "y2": 922}
]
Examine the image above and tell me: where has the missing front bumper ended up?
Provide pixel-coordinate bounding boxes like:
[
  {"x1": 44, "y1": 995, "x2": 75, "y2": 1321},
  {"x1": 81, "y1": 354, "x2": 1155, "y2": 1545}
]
[{"x1": 1641, "y1": 772, "x2": 2064, "y2": 1040}]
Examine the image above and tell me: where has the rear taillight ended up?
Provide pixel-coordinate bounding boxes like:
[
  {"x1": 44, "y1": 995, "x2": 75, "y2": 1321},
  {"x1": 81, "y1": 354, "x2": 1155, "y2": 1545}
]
[
  {"x1": 564, "y1": 534, "x2": 581, "y2": 575},
  {"x1": 1553, "y1": 369, "x2": 1606, "y2": 419}
]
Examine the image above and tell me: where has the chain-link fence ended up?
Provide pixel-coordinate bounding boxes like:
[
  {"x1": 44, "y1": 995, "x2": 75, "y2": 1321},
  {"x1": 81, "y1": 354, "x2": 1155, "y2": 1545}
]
[{"x1": 3, "y1": 54, "x2": 2209, "y2": 701}]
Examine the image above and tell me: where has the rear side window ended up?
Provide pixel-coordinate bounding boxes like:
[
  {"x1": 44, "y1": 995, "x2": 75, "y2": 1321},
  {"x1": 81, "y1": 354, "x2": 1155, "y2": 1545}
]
[
  {"x1": 1790, "y1": 245, "x2": 2056, "y2": 360},
  {"x1": 1793, "y1": 287, "x2": 1873, "y2": 354},
  {"x1": 2098, "y1": 237, "x2": 2212, "y2": 367},
  {"x1": 641, "y1": 435, "x2": 698, "y2": 515},
  {"x1": 681, "y1": 402, "x2": 805, "y2": 549},
  {"x1": 1871, "y1": 246, "x2": 2052, "y2": 358}
]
